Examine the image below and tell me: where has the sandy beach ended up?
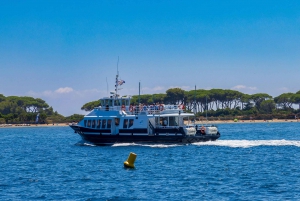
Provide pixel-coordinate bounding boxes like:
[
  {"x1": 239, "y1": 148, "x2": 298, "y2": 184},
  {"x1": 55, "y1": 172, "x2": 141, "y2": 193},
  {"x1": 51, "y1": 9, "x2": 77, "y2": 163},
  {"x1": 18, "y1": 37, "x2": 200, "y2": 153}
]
[
  {"x1": 194, "y1": 119, "x2": 299, "y2": 124},
  {"x1": 0, "y1": 123, "x2": 70, "y2": 128},
  {"x1": 0, "y1": 119, "x2": 299, "y2": 128}
]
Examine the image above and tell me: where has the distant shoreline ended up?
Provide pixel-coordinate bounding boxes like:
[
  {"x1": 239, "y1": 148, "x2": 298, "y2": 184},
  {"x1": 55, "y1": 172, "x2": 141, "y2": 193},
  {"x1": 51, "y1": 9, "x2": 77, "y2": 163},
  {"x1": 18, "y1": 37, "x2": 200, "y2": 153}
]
[
  {"x1": 0, "y1": 123, "x2": 69, "y2": 128},
  {"x1": 0, "y1": 119, "x2": 299, "y2": 128},
  {"x1": 194, "y1": 119, "x2": 299, "y2": 124}
]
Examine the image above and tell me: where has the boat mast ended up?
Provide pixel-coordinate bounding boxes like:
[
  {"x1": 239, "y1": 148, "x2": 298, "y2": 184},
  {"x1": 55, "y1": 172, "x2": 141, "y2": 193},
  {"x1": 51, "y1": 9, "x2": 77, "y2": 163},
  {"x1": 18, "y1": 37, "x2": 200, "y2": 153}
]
[{"x1": 115, "y1": 57, "x2": 119, "y2": 98}]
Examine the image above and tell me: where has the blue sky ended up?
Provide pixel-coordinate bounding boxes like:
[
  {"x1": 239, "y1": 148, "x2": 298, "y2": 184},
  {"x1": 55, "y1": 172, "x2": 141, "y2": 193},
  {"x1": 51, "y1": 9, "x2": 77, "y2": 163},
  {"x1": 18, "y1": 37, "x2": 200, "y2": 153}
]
[{"x1": 1, "y1": 1, "x2": 299, "y2": 116}]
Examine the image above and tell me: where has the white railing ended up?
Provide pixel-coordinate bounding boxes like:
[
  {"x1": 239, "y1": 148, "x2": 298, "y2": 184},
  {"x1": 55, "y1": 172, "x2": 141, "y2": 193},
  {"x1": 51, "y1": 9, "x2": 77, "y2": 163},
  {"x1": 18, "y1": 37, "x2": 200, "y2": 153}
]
[{"x1": 94, "y1": 104, "x2": 185, "y2": 115}]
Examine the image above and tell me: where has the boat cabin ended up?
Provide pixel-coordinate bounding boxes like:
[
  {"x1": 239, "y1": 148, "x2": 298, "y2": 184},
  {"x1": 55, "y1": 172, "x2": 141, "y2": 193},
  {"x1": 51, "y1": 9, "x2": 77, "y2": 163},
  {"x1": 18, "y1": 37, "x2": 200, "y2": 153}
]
[{"x1": 99, "y1": 92, "x2": 132, "y2": 112}]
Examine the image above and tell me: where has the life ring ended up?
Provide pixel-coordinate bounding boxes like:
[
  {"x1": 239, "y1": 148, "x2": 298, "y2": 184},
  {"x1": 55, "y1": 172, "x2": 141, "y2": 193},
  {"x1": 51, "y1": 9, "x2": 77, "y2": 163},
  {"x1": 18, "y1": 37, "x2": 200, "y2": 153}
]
[
  {"x1": 159, "y1": 104, "x2": 164, "y2": 111},
  {"x1": 121, "y1": 105, "x2": 125, "y2": 111},
  {"x1": 200, "y1": 126, "x2": 206, "y2": 134}
]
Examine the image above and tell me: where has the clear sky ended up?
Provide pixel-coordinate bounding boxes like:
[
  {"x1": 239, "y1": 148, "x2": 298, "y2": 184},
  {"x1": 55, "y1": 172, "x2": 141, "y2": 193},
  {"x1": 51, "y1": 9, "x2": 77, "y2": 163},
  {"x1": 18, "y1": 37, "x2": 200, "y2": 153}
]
[{"x1": 1, "y1": 0, "x2": 299, "y2": 116}]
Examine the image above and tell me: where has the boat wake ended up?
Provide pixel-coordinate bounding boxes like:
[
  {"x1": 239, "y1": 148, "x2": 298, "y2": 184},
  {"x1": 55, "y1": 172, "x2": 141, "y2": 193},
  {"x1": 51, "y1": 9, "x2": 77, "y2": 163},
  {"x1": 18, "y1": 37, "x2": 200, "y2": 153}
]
[
  {"x1": 193, "y1": 140, "x2": 300, "y2": 148},
  {"x1": 112, "y1": 143, "x2": 183, "y2": 148},
  {"x1": 75, "y1": 141, "x2": 97, "y2": 147},
  {"x1": 75, "y1": 140, "x2": 300, "y2": 148}
]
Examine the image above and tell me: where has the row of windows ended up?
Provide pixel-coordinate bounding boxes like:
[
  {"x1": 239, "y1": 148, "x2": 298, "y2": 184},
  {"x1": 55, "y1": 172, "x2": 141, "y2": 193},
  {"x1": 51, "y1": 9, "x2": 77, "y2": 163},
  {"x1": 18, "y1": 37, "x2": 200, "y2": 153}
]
[
  {"x1": 84, "y1": 119, "x2": 112, "y2": 129},
  {"x1": 84, "y1": 118, "x2": 135, "y2": 129},
  {"x1": 123, "y1": 119, "x2": 134, "y2": 129},
  {"x1": 155, "y1": 116, "x2": 179, "y2": 127},
  {"x1": 100, "y1": 99, "x2": 130, "y2": 107},
  {"x1": 84, "y1": 117, "x2": 181, "y2": 129}
]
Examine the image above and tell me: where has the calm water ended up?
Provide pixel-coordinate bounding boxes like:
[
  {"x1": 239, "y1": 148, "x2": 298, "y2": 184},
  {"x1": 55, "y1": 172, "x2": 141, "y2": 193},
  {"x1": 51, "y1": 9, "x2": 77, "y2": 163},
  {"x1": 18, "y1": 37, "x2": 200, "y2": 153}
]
[{"x1": 1, "y1": 122, "x2": 300, "y2": 200}]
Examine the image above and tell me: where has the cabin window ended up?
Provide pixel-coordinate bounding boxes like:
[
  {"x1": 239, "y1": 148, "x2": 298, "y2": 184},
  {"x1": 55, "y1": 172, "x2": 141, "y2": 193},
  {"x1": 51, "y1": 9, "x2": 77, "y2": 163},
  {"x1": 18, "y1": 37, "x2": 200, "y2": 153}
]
[
  {"x1": 87, "y1": 120, "x2": 91, "y2": 127},
  {"x1": 102, "y1": 119, "x2": 106, "y2": 128},
  {"x1": 84, "y1": 120, "x2": 87, "y2": 127},
  {"x1": 114, "y1": 100, "x2": 120, "y2": 106},
  {"x1": 129, "y1": 119, "x2": 134, "y2": 128},
  {"x1": 97, "y1": 120, "x2": 101, "y2": 128},
  {"x1": 121, "y1": 99, "x2": 125, "y2": 106},
  {"x1": 107, "y1": 119, "x2": 112, "y2": 128},
  {"x1": 123, "y1": 119, "x2": 128, "y2": 128},
  {"x1": 155, "y1": 117, "x2": 160, "y2": 126},
  {"x1": 183, "y1": 117, "x2": 189, "y2": 125},
  {"x1": 92, "y1": 120, "x2": 95, "y2": 128},
  {"x1": 159, "y1": 117, "x2": 164, "y2": 126},
  {"x1": 115, "y1": 118, "x2": 120, "y2": 126},
  {"x1": 169, "y1": 117, "x2": 178, "y2": 126},
  {"x1": 162, "y1": 117, "x2": 168, "y2": 126}
]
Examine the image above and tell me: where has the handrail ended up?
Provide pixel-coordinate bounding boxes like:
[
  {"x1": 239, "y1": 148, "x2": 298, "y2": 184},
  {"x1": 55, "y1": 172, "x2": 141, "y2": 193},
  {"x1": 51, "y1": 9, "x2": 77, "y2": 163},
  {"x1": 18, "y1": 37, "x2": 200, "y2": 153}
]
[{"x1": 94, "y1": 104, "x2": 185, "y2": 115}]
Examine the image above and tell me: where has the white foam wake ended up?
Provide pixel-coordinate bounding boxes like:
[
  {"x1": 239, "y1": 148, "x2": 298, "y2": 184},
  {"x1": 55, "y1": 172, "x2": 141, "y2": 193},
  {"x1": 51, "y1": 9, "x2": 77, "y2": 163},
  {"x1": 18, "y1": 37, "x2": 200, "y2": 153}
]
[
  {"x1": 193, "y1": 140, "x2": 300, "y2": 148},
  {"x1": 75, "y1": 141, "x2": 96, "y2": 146},
  {"x1": 112, "y1": 143, "x2": 182, "y2": 148}
]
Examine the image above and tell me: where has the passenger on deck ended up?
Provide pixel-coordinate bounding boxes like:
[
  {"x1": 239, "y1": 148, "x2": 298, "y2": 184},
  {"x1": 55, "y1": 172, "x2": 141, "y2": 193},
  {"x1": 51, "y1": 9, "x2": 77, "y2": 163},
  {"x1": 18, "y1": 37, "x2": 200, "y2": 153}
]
[
  {"x1": 155, "y1": 102, "x2": 160, "y2": 113},
  {"x1": 134, "y1": 105, "x2": 139, "y2": 115},
  {"x1": 159, "y1": 103, "x2": 164, "y2": 111},
  {"x1": 129, "y1": 104, "x2": 134, "y2": 114},
  {"x1": 149, "y1": 104, "x2": 154, "y2": 114},
  {"x1": 143, "y1": 104, "x2": 147, "y2": 111},
  {"x1": 179, "y1": 104, "x2": 184, "y2": 110}
]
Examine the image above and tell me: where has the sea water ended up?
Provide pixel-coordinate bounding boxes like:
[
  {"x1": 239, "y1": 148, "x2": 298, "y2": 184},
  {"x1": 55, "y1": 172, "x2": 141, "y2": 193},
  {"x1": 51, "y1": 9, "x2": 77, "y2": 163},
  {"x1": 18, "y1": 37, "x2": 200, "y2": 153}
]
[{"x1": 0, "y1": 122, "x2": 300, "y2": 200}]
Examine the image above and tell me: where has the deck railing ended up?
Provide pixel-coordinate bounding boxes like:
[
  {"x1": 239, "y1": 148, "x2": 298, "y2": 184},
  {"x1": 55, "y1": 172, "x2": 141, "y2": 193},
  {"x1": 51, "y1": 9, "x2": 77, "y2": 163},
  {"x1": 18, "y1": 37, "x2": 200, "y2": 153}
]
[{"x1": 94, "y1": 104, "x2": 185, "y2": 115}]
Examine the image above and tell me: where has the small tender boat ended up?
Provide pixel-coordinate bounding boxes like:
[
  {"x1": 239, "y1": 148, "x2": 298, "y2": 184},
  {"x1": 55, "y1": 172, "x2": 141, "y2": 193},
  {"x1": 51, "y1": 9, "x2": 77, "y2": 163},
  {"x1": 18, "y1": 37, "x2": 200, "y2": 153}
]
[{"x1": 69, "y1": 73, "x2": 220, "y2": 145}]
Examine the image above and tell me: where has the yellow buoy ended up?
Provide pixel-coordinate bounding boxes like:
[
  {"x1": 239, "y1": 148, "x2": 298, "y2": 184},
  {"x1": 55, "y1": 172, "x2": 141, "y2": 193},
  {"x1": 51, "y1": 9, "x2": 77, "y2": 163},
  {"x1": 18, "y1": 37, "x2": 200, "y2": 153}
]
[{"x1": 124, "y1": 152, "x2": 137, "y2": 168}]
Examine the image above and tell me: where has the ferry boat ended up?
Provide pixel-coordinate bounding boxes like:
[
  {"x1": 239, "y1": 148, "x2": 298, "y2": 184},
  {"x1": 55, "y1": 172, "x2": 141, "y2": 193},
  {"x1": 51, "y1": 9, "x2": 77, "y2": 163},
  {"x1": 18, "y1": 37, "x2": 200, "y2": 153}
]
[{"x1": 69, "y1": 74, "x2": 220, "y2": 145}]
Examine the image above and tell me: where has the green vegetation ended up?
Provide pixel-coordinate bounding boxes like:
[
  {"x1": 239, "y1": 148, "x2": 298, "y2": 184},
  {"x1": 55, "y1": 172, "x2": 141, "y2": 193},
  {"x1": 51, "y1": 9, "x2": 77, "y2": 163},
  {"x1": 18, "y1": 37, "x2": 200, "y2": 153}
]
[
  {"x1": 0, "y1": 94, "x2": 83, "y2": 124},
  {"x1": 2, "y1": 88, "x2": 299, "y2": 124},
  {"x1": 82, "y1": 88, "x2": 300, "y2": 121}
]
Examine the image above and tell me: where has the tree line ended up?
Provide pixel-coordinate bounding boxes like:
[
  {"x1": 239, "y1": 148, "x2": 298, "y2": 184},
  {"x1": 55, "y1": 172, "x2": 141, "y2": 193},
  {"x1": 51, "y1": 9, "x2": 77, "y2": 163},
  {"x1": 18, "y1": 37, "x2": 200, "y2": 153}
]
[
  {"x1": 81, "y1": 88, "x2": 300, "y2": 120},
  {"x1": 0, "y1": 94, "x2": 83, "y2": 124},
  {"x1": 2, "y1": 87, "x2": 299, "y2": 124}
]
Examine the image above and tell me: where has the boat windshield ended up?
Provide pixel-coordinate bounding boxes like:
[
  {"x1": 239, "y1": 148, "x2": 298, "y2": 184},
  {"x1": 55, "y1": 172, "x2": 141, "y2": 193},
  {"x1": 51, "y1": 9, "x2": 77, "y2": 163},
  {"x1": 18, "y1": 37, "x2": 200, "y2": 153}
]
[{"x1": 100, "y1": 97, "x2": 131, "y2": 107}]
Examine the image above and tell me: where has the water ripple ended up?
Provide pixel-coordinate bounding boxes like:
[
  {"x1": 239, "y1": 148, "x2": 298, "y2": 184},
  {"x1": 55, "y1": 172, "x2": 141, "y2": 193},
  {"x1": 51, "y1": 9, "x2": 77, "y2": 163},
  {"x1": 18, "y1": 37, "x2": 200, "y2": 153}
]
[{"x1": 0, "y1": 124, "x2": 300, "y2": 200}]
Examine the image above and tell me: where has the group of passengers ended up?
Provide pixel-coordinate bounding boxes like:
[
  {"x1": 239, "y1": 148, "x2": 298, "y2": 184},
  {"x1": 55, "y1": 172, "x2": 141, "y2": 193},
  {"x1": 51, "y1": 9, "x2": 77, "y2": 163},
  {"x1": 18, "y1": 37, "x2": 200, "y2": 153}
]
[{"x1": 121, "y1": 102, "x2": 185, "y2": 115}]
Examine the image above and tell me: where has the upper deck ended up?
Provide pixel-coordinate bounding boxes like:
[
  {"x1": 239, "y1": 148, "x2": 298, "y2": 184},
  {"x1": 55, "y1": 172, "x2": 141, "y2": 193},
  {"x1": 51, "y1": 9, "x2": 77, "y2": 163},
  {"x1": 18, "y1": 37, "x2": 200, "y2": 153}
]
[
  {"x1": 90, "y1": 103, "x2": 190, "y2": 116},
  {"x1": 96, "y1": 92, "x2": 189, "y2": 116}
]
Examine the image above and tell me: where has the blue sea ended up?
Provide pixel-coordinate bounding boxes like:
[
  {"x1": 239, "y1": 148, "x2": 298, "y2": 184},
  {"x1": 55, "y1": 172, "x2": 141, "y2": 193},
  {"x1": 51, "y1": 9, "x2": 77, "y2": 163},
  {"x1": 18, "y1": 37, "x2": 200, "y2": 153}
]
[{"x1": 1, "y1": 122, "x2": 300, "y2": 200}]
